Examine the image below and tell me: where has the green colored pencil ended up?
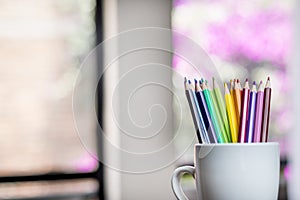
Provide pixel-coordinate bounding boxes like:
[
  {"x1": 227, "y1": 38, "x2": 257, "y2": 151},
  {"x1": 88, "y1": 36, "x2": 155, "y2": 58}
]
[
  {"x1": 202, "y1": 82, "x2": 228, "y2": 143},
  {"x1": 212, "y1": 77, "x2": 231, "y2": 142},
  {"x1": 209, "y1": 85, "x2": 229, "y2": 143}
]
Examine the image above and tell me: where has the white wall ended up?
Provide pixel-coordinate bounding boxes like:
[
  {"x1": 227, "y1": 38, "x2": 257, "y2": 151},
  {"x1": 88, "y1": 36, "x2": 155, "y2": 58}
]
[{"x1": 103, "y1": 0, "x2": 175, "y2": 199}]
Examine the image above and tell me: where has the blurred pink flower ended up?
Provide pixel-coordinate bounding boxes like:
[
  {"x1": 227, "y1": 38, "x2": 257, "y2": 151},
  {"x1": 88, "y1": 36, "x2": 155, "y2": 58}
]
[
  {"x1": 207, "y1": 9, "x2": 291, "y2": 67},
  {"x1": 74, "y1": 153, "x2": 98, "y2": 173},
  {"x1": 284, "y1": 164, "x2": 290, "y2": 181},
  {"x1": 173, "y1": 0, "x2": 188, "y2": 7}
]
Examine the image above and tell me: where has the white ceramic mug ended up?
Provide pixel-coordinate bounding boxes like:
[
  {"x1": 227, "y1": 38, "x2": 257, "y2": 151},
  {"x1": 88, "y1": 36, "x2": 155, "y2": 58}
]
[{"x1": 172, "y1": 143, "x2": 280, "y2": 200}]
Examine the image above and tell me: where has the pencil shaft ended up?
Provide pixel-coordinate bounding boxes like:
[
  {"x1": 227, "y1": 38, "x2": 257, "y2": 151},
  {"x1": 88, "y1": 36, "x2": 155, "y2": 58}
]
[
  {"x1": 196, "y1": 91, "x2": 218, "y2": 143},
  {"x1": 253, "y1": 91, "x2": 264, "y2": 142},
  {"x1": 210, "y1": 90, "x2": 230, "y2": 142},
  {"x1": 246, "y1": 90, "x2": 257, "y2": 143},
  {"x1": 203, "y1": 89, "x2": 227, "y2": 143},
  {"x1": 233, "y1": 88, "x2": 241, "y2": 127},
  {"x1": 225, "y1": 89, "x2": 238, "y2": 142},
  {"x1": 261, "y1": 88, "x2": 271, "y2": 142},
  {"x1": 195, "y1": 92, "x2": 209, "y2": 128},
  {"x1": 239, "y1": 88, "x2": 250, "y2": 142},
  {"x1": 213, "y1": 87, "x2": 231, "y2": 141},
  {"x1": 230, "y1": 80, "x2": 234, "y2": 96},
  {"x1": 185, "y1": 90, "x2": 202, "y2": 143},
  {"x1": 189, "y1": 89, "x2": 210, "y2": 143}
]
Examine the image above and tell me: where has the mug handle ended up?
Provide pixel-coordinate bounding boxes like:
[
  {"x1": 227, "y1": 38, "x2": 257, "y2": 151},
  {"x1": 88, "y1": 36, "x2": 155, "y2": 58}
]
[{"x1": 171, "y1": 166, "x2": 195, "y2": 200}]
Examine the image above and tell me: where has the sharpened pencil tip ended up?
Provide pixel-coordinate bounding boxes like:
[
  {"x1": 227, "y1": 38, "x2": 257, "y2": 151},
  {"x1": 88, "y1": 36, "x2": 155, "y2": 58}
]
[
  {"x1": 245, "y1": 78, "x2": 248, "y2": 82},
  {"x1": 253, "y1": 81, "x2": 256, "y2": 85},
  {"x1": 194, "y1": 79, "x2": 197, "y2": 83},
  {"x1": 258, "y1": 80, "x2": 264, "y2": 91},
  {"x1": 252, "y1": 82, "x2": 257, "y2": 92},
  {"x1": 265, "y1": 76, "x2": 271, "y2": 88},
  {"x1": 212, "y1": 77, "x2": 216, "y2": 88},
  {"x1": 237, "y1": 79, "x2": 240, "y2": 83},
  {"x1": 188, "y1": 80, "x2": 191, "y2": 84},
  {"x1": 184, "y1": 77, "x2": 187, "y2": 83}
]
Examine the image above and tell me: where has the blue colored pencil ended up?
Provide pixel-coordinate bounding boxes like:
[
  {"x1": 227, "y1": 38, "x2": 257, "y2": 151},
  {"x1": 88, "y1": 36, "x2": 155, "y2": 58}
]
[
  {"x1": 195, "y1": 80, "x2": 217, "y2": 143},
  {"x1": 188, "y1": 80, "x2": 210, "y2": 143}
]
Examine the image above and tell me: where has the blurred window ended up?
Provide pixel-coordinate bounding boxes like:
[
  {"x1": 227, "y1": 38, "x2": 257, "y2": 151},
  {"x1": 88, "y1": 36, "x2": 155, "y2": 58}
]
[{"x1": 0, "y1": 0, "x2": 99, "y2": 198}]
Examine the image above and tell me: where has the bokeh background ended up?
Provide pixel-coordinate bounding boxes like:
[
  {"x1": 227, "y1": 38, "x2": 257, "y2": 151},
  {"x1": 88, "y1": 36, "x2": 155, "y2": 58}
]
[{"x1": 0, "y1": 0, "x2": 297, "y2": 199}]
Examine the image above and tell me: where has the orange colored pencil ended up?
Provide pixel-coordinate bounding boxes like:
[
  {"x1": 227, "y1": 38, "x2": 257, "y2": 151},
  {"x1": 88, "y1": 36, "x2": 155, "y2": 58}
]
[
  {"x1": 233, "y1": 79, "x2": 242, "y2": 127},
  {"x1": 237, "y1": 79, "x2": 243, "y2": 96}
]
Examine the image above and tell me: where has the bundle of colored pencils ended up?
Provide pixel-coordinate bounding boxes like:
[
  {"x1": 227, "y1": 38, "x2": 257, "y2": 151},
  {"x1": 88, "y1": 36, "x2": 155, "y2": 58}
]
[{"x1": 184, "y1": 77, "x2": 271, "y2": 143}]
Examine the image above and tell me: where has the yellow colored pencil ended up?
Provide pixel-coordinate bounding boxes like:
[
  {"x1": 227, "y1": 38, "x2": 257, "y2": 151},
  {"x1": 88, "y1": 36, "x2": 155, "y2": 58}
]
[{"x1": 224, "y1": 83, "x2": 238, "y2": 143}]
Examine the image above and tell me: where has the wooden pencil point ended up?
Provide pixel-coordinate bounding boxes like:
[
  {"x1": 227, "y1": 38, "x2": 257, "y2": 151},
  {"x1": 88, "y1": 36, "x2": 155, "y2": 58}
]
[{"x1": 265, "y1": 77, "x2": 271, "y2": 88}]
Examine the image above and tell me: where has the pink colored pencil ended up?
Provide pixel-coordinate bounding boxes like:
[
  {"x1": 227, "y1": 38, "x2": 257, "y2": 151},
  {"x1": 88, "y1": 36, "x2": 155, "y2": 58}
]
[
  {"x1": 253, "y1": 81, "x2": 264, "y2": 142},
  {"x1": 238, "y1": 79, "x2": 250, "y2": 143}
]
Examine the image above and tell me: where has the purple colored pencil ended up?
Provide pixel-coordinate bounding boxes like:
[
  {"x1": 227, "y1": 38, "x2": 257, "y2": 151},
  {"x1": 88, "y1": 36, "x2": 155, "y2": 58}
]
[
  {"x1": 246, "y1": 81, "x2": 257, "y2": 143},
  {"x1": 238, "y1": 79, "x2": 250, "y2": 143},
  {"x1": 253, "y1": 81, "x2": 264, "y2": 142}
]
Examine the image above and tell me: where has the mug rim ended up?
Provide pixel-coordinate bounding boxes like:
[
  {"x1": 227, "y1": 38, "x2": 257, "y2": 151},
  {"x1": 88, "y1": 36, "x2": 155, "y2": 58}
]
[{"x1": 195, "y1": 142, "x2": 279, "y2": 147}]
